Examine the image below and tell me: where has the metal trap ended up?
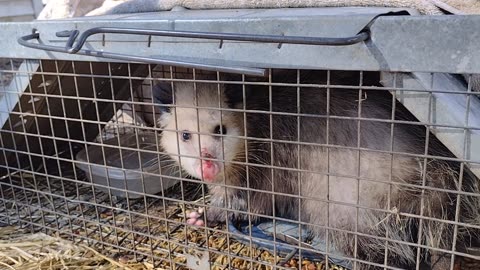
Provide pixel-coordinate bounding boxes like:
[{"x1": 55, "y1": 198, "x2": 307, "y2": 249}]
[{"x1": 0, "y1": 6, "x2": 479, "y2": 270}]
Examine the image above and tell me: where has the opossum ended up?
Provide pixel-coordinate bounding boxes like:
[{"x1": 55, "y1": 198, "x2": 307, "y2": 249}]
[{"x1": 153, "y1": 70, "x2": 480, "y2": 270}]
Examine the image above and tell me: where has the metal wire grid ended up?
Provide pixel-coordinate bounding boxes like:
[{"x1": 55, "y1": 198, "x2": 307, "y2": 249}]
[{"x1": 0, "y1": 58, "x2": 478, "y2": 270}]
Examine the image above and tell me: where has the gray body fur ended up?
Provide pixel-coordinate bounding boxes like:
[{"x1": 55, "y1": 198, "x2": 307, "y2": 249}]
[{"x1": 154, "y1": 70, "x2": 480, "y2": 270}]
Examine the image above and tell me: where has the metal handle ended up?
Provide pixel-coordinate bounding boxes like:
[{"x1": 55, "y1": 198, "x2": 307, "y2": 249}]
[
  {"x1": 18, "y1": 27, "x2": 369, "y2": 76},
  {"x1": 57, "y1": 27, "x2": 370, "y2": 53},
  {"x1": 18, "y1": 31, "x2": 266, "y2": 76}
]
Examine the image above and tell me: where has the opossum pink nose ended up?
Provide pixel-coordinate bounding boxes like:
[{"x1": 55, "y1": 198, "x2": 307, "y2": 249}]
[
  {"x1": 202, "y1": 161, "x2": 219, "y2": 182},
  {"x1": 201, "y1": 148, "x2": 213, "y2": 158},
  {"x1": 196, "y1": 150, "x2": 217, "y2": 181},
  {"x1": 197, "y1": 149, "x2": 219, "y2": 182}
]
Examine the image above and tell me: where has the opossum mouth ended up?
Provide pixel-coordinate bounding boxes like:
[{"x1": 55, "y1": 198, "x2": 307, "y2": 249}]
[{"x1": 196, "y1": 160, "x2": 220, "y2": 183}]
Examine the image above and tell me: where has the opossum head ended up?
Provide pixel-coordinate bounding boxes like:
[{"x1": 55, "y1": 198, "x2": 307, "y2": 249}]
[{"x1": 153, "y1": 81, "x2": 244, "y2": 183}]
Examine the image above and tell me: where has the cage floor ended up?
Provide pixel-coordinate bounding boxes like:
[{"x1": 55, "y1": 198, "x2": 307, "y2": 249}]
[{"x1": 0, "y1": 171, "x2": 345, "y2": 270}]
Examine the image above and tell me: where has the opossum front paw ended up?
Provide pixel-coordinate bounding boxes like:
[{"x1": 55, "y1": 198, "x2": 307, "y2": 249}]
[
  {"x1": 186, "y1": 210, "x2": 205, "y2": 226},
  {"x1": 186, "y1": 206, "x2": 230, "y2": 227}
]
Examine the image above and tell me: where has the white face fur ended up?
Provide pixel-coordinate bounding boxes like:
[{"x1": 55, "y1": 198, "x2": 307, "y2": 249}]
[{"x1": 156, "y1": 82, "x2": 244, "y2": 182}]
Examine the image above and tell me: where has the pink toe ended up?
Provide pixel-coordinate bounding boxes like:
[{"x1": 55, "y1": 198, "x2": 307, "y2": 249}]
[
  {"x1": 188, "y1": 212, "x2": 200, "y2": 219},
  {"x1": 195, "y1": 220, "x2": 205, "y2": 226}
]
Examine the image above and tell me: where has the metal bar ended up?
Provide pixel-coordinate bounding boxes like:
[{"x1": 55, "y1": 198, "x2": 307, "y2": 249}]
[
  {"x1": 18, "y1": 32, "x2": 266, "y2": 77},
  {"x1": 56, "y1": 27, "x2": 370, "y2": 54}
]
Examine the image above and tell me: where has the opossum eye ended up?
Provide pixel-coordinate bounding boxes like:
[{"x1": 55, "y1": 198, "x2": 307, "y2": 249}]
[
  {"x1": 181, "y1": 131, "x2": 191, "y2": 141},
  {"x1": 213, "y1": 125, "x2": 227, "y2": 135}
]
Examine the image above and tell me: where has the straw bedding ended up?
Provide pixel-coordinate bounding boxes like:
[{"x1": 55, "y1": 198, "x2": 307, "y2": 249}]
[{"x1": 0, "y1": 171, "x2": 345, "y2": 270}]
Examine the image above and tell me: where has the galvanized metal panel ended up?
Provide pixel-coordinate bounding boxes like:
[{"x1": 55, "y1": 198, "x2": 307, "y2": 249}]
[
  {"x1": 0, "y1": 60, "x2": 39, "y2": 128},
  {"x1": 0, "y1": 0, "x2": 37, "y2": 18},
  {"x1": 369, "y1": 15, "x2": 480, "y2": 75},
  {"x1": 1, "y1": 7, "x2": 478, "y2": 74},
  {"x1": 75, "y1": 6, "x2": 417, "y2": 21}
]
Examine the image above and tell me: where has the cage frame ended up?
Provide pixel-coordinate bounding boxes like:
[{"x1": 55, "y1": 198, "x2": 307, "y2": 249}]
[{"x1": 0, "y1": 6, "x2": 480, "y2": 270}]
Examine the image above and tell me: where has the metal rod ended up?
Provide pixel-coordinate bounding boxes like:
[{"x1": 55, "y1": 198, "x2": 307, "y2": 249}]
[
  {"x1": 18, "y1": 25, "x2": 370, "y2": 76},
  {"x1": 18, "y1": 33, "x2": 266, "y2": 76},
  {"x1": 55, "y1": 27, "x2": 370, "y2": 54}
]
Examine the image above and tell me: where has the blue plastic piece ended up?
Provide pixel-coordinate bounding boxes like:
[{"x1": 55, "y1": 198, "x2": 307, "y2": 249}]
[{"x1": 228, "y1": 220, "x2": 352, "y2": 269}]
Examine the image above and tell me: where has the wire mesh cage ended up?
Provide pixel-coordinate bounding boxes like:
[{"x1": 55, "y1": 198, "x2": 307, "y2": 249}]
[
  {"x1": 1, "y1": 60, "x2": 478, "y2": 268},
  {"x1": 1, "y1": 6, "x2": 480, "y2": 270}
]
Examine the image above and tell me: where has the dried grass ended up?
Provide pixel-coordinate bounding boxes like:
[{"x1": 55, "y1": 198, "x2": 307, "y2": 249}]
[
  {"x1": 0, "y1": 172, "x2": 349, "y2": 270},
  {"x1": 0, "y1": 226, "x2": 153, "y2": 270},
  {"x1": 2, "y1": 168, "x2": 477, "y2": 269}
]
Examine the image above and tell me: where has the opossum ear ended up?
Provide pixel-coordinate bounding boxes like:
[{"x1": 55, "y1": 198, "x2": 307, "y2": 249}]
[
  {"x1": 222, "y1": 73, "x2": 250, "y2": 108},
  {"x1": 224, "y1": 83, "x2": 247, "y2": 108},
  {"x1": 152, "y1": 82, "x2": 173, "y2": 113}
]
